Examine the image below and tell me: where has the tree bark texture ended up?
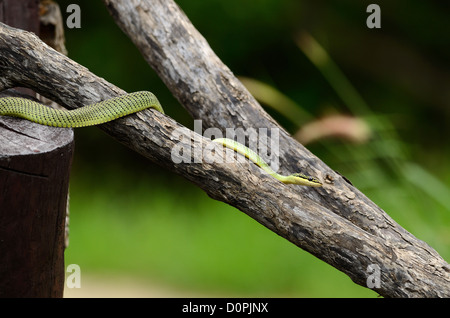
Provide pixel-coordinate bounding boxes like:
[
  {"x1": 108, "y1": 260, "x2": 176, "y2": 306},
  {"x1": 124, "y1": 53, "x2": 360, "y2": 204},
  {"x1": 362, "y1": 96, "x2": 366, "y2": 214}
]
[{"x1": 0, "y1": 0, "x2": 449, "y2": 298}]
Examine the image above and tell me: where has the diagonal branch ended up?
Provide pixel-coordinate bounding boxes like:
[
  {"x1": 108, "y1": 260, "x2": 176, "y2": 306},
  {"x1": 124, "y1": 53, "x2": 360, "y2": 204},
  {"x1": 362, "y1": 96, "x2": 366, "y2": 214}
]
[
  {"x1": 102, "y1": 0, "x2": 450, "y2": 297},
  {"x1": 0, "y1": 3, "x2": 448, "y2": 298}
]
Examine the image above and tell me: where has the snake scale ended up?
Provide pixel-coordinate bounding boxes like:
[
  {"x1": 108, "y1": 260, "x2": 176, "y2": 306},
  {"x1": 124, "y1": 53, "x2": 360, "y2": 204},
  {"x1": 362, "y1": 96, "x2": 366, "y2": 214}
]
[
  {"x1": 0, "y1": 91, "x2": 163, "y2": 128},
  {"x1": 0, "y1": 91, "x2": 321, "y2": 186}
]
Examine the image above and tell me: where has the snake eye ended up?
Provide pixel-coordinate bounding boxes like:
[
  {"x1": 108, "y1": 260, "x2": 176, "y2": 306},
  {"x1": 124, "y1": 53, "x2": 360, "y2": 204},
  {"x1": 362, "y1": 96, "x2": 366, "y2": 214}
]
[{"x1": 308, "y1": 177, "x2": 313, "y2": 181}]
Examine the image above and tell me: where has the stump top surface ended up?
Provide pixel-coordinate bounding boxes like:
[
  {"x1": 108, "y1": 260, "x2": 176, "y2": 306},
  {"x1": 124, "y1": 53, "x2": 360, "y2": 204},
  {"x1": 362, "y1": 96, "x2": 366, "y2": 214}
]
[{"x1": 0, "y1": 116, "x2": 74, "y2": 156}]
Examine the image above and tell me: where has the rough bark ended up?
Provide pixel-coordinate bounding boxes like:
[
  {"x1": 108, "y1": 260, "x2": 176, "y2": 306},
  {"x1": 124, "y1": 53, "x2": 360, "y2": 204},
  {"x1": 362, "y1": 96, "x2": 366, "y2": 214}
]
[{"x1": 0, "y1": 1, "x2": 448, "y2": 298}]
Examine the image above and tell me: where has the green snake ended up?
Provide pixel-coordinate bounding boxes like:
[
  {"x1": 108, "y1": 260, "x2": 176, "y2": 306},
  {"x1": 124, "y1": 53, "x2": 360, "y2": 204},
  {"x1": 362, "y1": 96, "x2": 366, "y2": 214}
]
[
  {"x1": 0, "y1": 91, "x2": 164, "y2": 128},
  {"x1": 212, "y1": 138, "x2": 321, "y2": 187},
  {"x1": 0, "y1": 92, "x2": 322, "y2": 187}
]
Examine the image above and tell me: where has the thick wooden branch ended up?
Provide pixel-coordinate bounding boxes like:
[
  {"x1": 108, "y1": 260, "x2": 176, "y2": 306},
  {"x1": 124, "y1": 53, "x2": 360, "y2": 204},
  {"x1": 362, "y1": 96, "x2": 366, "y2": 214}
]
[
  {"x1": 0, "y1": 8, "x2": 448, "y2": 298},
  {"x1": 102, "y1": 0, "x2": 450, "y2": 297},
  {"x1": 101, "y1": 0, "x2": 404, "y2": 238}
]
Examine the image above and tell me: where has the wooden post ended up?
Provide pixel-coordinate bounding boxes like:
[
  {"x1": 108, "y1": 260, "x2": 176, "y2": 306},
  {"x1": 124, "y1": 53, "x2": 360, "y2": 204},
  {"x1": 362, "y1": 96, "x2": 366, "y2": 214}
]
[
  {"x1": 0, "y1": 0, "x2": 39, "y2": 34},
  {"x1": 0, "y1": 0, "x2": 39, "y2": 99},
  {"x1": 0, "y1": 1, "x2": 73, "y2": 297},
  {"x1": 0, "y1": 101, "x2": 74, "y2": 297}
]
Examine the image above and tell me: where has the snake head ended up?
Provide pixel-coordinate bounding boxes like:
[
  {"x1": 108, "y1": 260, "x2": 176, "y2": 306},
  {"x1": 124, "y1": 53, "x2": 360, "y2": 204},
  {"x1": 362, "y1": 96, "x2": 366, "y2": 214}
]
[{"x1": 289, "y1": 173, "x2": 322, "y2": 187}]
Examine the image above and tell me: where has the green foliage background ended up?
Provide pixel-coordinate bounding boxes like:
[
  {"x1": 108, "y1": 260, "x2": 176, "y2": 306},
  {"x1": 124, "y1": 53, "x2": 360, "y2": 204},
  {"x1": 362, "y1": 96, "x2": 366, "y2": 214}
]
[{"x1": 56, "y1": 0, "x2": 449, "y2": 297}]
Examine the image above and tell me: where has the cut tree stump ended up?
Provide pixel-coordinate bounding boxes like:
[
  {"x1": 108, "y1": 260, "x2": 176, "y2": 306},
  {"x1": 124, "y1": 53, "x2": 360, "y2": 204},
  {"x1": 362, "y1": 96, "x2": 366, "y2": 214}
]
[{"x1": 0, "y1": 96, "x2": 74, "y2": 297}]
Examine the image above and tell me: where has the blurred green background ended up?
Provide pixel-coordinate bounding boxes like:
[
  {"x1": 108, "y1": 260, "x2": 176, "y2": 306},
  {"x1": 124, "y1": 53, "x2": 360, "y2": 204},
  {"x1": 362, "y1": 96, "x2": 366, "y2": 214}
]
[{"x1": 55, "y1": 0, "x2": 449, "y2": 297}]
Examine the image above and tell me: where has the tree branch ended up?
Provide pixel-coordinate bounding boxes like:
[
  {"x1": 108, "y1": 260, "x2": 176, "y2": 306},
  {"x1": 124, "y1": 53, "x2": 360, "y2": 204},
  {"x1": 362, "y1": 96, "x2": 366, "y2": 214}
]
[
  {"x1": 0, "y1": 1, "x2": 448, "y2": 298},
  {"x1": 102, "y1": 0, "x2": 450, "y2": 297}
]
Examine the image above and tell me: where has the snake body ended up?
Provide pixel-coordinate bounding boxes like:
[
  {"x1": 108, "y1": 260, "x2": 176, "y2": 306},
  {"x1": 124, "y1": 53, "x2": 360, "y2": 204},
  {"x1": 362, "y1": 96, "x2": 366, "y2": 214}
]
[
  {"x1": 0, "y1": 91, "x2": 163, "y2": 128},
  {"x1": 0, "y1": 92, "x2": 321, "y2": 186},
  {"x1": 212, "y1": 138, "x2": 322, "y2": 186}
]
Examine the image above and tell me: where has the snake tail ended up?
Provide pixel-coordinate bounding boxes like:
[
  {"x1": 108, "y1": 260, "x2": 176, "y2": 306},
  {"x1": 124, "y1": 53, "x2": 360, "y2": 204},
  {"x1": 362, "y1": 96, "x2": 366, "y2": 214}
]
[
  {"x1": 0, "y1": 91, "x2": 163, "y2": 128},
  {"x1": 212, "y1": 138, "x2": 322, "y2": 187}
]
